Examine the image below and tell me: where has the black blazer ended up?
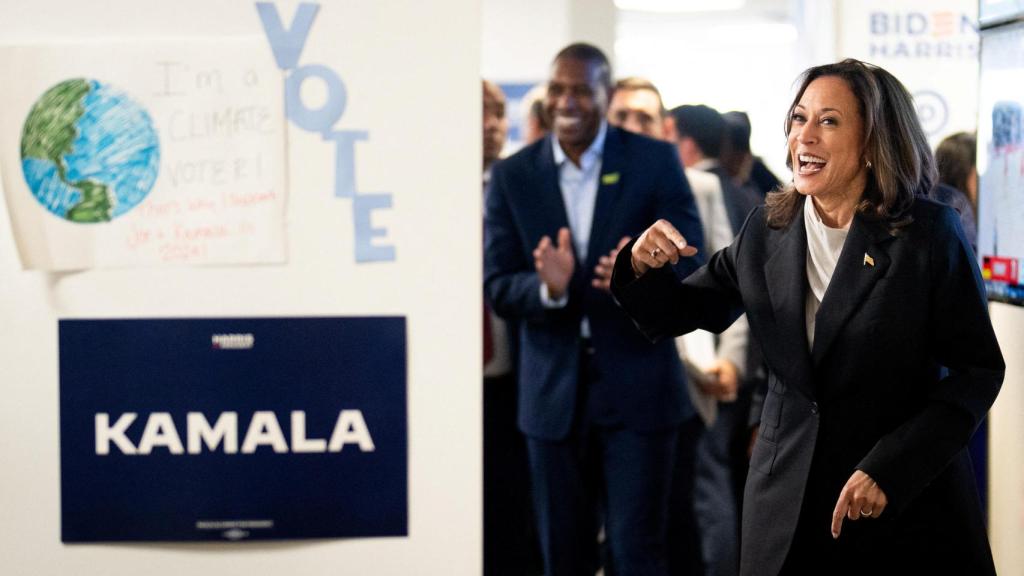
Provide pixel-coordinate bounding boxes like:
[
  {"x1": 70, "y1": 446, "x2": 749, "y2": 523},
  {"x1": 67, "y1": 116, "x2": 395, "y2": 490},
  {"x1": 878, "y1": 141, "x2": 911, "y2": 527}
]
[{"x1": 612, "y1": 196, "x2": 1003, "y2": 575}]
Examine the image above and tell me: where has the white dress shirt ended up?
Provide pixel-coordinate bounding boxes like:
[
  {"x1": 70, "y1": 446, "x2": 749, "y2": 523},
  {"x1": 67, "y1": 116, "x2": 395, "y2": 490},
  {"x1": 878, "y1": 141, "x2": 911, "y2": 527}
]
[
  {"x1": 803, "y1": 196, "x2": 850, "y2": 350},
  {"x1": 551, "y1": 121, "x2": 607, "y2": 262},
  {"x1": 539, "y1": 122, "x2": 608, "y2": 338}
]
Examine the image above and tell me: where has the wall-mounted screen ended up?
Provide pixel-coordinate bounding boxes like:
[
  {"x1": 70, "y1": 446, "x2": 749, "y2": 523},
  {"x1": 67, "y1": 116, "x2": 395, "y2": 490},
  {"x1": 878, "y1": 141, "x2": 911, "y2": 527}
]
[
  {"x1": 977, "y1": 20, "x2": 1024, "y2": 305},
  {"x1": 979, "y1": 0, "x2": 1024, "y2": 28}
]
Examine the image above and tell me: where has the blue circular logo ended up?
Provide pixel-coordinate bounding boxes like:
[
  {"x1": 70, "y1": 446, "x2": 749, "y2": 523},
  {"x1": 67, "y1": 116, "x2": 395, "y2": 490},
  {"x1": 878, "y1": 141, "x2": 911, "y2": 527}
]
[{"x1": 913, "y1": 90, "x2": 949, "y2": 137}]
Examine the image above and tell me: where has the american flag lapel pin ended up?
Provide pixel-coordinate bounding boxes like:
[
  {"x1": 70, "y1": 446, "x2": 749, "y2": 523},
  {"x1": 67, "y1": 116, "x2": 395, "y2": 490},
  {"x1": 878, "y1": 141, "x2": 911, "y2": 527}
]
[{"x1": 863, "y1": 253, "x2": 875, "y2": 267}]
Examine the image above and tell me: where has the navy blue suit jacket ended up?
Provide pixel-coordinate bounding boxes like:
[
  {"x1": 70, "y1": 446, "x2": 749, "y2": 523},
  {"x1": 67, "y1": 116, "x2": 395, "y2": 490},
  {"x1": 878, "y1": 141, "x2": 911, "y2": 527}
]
[{"x1": 485, "y1": 127, "x2": 705, "y2": 440}]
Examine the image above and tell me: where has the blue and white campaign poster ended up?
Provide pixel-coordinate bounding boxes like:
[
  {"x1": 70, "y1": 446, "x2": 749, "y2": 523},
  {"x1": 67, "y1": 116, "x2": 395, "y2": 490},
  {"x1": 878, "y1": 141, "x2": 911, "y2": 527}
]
[
  {"x1": 59, "y1": 317, "x2": 407, "y2": 542},
  {"x1": 837, "y1": 0, "x2": 980, "y2": 146}
]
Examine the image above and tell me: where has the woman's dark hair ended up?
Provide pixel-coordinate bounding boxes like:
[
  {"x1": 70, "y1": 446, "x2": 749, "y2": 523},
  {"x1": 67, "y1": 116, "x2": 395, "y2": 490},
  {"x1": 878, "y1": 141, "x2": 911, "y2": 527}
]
[
  {"x1": 935, "y1": 131, "x2": 976, "y2": 198},
  {"x1": 766, "y1": 59, "x2": 937, "y2": 229}
]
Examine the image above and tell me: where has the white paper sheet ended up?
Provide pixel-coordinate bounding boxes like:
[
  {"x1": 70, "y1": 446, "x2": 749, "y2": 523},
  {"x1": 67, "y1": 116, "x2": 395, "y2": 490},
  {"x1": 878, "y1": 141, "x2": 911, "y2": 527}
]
[
  {"x1": 677, "y1": 330, "x2": 719, "y2": 426},
  {"x1": 0, "y1": 38, "x2": 286, "y2": 270}
]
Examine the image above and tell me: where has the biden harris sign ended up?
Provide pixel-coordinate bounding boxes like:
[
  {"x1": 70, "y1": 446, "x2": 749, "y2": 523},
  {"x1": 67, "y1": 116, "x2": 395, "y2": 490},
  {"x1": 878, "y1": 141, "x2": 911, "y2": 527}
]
[{"x1": 58, "y1": 317, "x2": 407, "y2": 542}]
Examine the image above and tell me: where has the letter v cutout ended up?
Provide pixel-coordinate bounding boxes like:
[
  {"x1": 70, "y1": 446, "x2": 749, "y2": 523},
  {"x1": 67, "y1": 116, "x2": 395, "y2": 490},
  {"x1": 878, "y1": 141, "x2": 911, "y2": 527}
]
[{"x1": 256, "y1": 2, "x2": 320, "y2": 71}]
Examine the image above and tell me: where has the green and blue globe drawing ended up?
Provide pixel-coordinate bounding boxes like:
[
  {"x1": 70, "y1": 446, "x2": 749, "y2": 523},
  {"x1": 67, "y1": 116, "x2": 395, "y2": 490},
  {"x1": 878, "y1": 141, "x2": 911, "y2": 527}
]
[{"x1": 20, "y1": 79, "x2": 159, "y2": 223}]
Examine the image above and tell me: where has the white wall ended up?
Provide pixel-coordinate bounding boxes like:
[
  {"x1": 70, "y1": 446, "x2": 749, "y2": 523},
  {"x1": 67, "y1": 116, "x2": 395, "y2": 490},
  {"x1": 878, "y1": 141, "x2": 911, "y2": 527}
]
[
  {"x1": 989, "y1": 303, "x2": 1024, "y2": 575},
  {"x1": 0, "y1": 1, "x2": 481, "y2": 574},
  {"x1": 481, "y1": 0, "x2": 616, "y2": 83},
  {"x1": 569, "y1": 0, "x2": 618, "y2": 65},
  {"x1": 481, "y1": 0, "x2": 570, "y2": 81},
  {"x1": 483, "y1": 0, "x2": 800, "y2": 177},
  {"x1": 615, "y1": 8, "x2": 799, "y2": 179}
]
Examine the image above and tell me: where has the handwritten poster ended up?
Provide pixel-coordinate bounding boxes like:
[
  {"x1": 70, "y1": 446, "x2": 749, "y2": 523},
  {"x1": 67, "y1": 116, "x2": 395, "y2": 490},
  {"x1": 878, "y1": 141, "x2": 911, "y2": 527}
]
[{"x1": 0, "y1": 38, "x2": 286, "y2": 270}]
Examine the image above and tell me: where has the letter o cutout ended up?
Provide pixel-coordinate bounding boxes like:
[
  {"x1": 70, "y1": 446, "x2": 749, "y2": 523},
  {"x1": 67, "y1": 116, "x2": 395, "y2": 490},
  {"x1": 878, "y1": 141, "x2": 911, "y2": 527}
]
[{"x1": 285, "y1": 64, "x2": 347, "y2": 133}]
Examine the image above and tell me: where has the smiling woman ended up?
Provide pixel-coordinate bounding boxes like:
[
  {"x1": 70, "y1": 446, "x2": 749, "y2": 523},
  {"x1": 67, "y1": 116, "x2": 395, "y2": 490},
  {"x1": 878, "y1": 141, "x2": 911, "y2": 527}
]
[
  {"x1": 612, "y1": 59, "x2": 1004, "y2": 575},
  {"x1": 787, "y1": 76, "x2": 868, "y2": 228},
  {"x1": 768, "y1": 59, "x2": 935, "y2": 230}
]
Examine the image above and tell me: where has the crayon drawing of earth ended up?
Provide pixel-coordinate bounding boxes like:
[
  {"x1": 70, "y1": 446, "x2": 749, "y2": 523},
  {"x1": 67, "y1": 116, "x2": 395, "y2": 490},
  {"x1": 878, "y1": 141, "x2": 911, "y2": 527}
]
[{"x1": 20, "y1": 78, "x2": 159, "y2": 223}]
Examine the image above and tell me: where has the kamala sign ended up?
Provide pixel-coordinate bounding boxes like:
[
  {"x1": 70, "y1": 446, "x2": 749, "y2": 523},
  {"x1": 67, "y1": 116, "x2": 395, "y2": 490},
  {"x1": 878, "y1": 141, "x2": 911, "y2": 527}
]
[
  {"x1": 93, "y1": 409, "x2": 376, "y2": 456},
  {"x1": 59, "y1": 317, "x2": 407, "y2": 542}
]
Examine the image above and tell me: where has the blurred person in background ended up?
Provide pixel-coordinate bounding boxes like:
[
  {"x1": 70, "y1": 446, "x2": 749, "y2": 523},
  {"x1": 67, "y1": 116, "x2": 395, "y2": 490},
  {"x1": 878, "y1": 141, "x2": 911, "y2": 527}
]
[
  {"x1": 521, "y1": 82, "x2": 551, "y2": 146},
  {"x1": 933, "y1": 130, "x2": 985, "y2": 515},
  {"x1": 668, "y1": 103, "x2": 766, "y2": 576},
  {"x1": 935, "y1": 131, "x2": 978, "y2": 208},
  {"x1": 608, "y1": 76, "x2": 746, "y2": 576},
  {"x1": 482, "y1": 79, "x2": 542, "y2": 576},
  {"x1": 720, "y1": 110, "x2": 782, "y2": 198},
  {"x1": 933, "y1": 131, "x2": 978, "y2": 253},
  {"x1": 484, "y1": 80, "x2": 508, "y2": 174},
  {"x1": 485, "y1": 43, "x2": 704, "y2": 576},
  {"x1": 671, "y1": 105, "x2": 762, "y2": 237},
  {"x1": 607, "y1": 77, "x2": 669, "y2": 140}
]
